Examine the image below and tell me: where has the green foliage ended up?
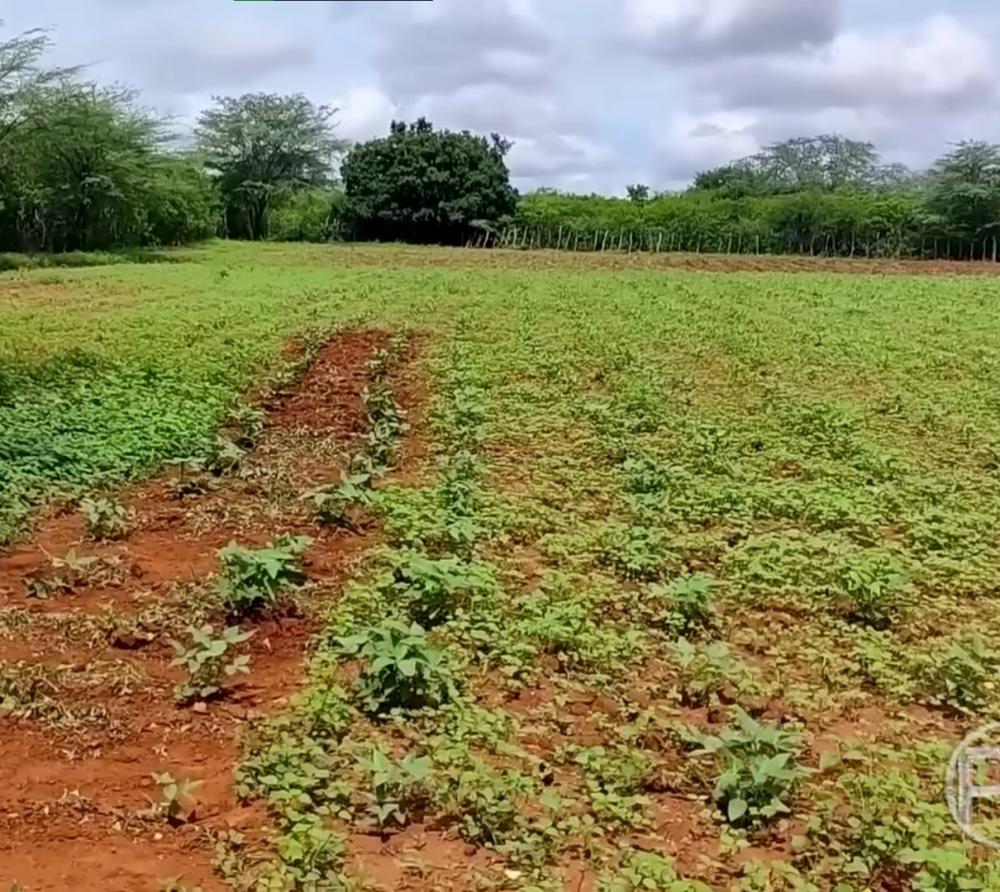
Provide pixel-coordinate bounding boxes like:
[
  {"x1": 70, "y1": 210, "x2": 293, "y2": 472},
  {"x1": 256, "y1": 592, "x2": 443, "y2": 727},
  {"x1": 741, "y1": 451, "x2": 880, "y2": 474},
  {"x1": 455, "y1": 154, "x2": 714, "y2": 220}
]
[
  {"x1": 170, "y1": 624, "x2": 254, "y2": 705},
  {"x1": 218, "y1": 535, "x2": 311, "y2": 617},
  {"x1": 305, "y1": 473, "x2": 375, "y2": 529},
  {"x1": 334, "y1": 620, "x2": 454, "y2": 715},
  {"x1": 378, "y1": 551, "x2": 498, "y2": 627},
  {"x1": 918, "y1": 636, "x2": 1000, "y2": 712},
  {"x1": 0, "y1": 80, "x2": 215, "y2": 252},
  {"x1": 342, "y1": 118, "x2": 517, "y2": 245},
  {"x1": 268, "y1": 188, "x2": 342, "y2": 243},
  {"x1": 80, "y1": 496, "x2": 130, "y2": 540},
  {"x1": 690, "y1": 709, "x2": 809, "y2": 827},
  {"x1": 671, "y1": 639, "x2": 752, "y2": 707},
  {"x1": 358, "y1": 747, "x2": 432, "y2": 829},
  {"x1": 598, "y1": 852, "x2": 710, "y2": 892},
  {"x1": 831, "y1": 550, "x2": 910, "y2": 629},
  {"x1": 648, "y1": 573, "x2": 716, "y2": 636},
  {"x1": 196, "y1": 93, "x2": 344, "y2": 241}
]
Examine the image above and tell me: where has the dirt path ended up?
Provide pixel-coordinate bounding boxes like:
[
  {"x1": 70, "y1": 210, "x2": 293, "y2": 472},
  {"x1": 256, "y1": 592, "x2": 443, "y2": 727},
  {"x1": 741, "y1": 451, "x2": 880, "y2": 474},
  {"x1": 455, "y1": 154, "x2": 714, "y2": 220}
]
[{"x1": 0, "y1": 329, "x2": 411, "y2": 891}]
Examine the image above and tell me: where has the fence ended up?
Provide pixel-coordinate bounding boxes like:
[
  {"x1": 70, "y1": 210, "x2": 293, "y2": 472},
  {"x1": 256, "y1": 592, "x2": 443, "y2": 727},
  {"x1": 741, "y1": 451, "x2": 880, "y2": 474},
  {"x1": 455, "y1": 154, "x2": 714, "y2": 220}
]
[{"x1": 466, "y1": 226, "x2": 1000, "y2": 262}]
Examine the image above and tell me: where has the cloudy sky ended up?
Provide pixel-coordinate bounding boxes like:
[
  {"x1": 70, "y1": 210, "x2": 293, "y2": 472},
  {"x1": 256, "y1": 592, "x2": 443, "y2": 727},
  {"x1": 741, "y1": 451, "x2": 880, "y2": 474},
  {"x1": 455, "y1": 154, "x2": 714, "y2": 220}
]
[{"x1": 4, "y1": 0, "x2": 998, "y2": 193}]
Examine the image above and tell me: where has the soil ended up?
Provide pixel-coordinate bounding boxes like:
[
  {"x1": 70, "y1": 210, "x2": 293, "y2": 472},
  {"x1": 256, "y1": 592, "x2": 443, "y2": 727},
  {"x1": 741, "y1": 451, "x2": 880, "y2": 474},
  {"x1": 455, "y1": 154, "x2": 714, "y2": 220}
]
[{"x1": 0, "y1": 329, "x2": 405, "y2": 891}]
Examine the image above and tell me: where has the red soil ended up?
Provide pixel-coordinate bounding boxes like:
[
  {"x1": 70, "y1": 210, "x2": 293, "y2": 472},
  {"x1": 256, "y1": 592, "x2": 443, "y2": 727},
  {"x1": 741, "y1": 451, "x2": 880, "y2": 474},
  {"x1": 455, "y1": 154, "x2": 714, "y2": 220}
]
[{"x1": 0, "y1": 329, "x2": 398, "y2": 891}]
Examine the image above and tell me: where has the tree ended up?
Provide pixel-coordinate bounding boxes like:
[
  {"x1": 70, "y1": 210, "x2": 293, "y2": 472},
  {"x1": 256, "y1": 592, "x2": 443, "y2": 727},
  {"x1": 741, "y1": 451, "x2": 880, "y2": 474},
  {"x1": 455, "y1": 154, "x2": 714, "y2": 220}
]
[
  {"x1": 626, "y1": 184, "x2": 650, "y2": 204},
  {"x1": 694, "y1": 135, "x2": 900, "y2": 195},
  {"x1": 0, "y1": 82, "x2": 216, "y2": 251},
  {"x1": 0, "y1": 23, "x2": 76, "y2": 145},
  {"x1": 341, "y1": 118, "x2": 518, "y2": 245},
  {"x1": 925, "y1": 141, "x2": 1000, "y2": 247},
  {"x1": 196, "y1": 93, "x2": 345, "y2": 240}
]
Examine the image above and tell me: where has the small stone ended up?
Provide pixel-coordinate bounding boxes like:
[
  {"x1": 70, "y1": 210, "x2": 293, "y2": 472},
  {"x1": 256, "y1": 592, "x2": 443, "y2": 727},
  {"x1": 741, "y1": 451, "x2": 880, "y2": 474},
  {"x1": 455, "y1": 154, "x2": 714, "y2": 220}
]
[{"x1": 192, "y1": 702, "x2": 208, "y2": 714}]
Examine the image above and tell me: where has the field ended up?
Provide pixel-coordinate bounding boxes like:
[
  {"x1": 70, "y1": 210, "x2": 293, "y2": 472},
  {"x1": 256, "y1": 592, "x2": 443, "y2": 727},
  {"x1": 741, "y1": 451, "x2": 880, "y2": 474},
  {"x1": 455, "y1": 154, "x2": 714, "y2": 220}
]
[{"x1": 3, "y1": 242, "x2": 1000, "y2": 891}]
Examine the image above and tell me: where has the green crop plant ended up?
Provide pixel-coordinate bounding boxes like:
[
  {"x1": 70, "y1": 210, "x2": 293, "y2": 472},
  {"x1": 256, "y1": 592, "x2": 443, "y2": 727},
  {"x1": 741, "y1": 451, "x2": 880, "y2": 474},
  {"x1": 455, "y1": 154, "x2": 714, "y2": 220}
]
[
  {"x1": 170, "y1": 624, "x2": 254, "y2": 705},
  {"x1": 689, "y1": 709, "x2": 809, "y2": 827},
  {"x1": 333, "y1": 620, "x2": 454, "y2": 715},
  {"x1": 304, "y1": 473, "x2": 375, "y2": 529},
  {"x1": 357, "y1": 747, "x2": 432, "y2": 829},
  {"x1": 80, "y1": 496, "x2": 131, "y2": 540},
  {"x1": 218, "y1": 535, "x2": 311, "y2": 617}
]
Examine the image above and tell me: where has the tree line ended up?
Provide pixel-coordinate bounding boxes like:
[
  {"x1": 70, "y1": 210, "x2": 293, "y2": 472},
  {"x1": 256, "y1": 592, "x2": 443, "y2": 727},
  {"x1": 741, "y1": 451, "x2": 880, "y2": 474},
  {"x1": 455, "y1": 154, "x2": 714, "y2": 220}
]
[{"x1": 3, "y1": 24, "x2": 1000, "y2": 260}]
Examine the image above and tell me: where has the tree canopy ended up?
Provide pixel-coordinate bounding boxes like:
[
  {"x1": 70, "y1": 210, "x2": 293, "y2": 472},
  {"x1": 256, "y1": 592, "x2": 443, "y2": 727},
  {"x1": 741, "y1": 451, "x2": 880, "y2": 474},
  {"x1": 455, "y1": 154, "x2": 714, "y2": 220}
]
[
  {"x1": 341, "y1": 118, "x2": 518, "y2": 245},
  {"x1": 196, "y1": 93, "x2": 345, "y2": 240}
]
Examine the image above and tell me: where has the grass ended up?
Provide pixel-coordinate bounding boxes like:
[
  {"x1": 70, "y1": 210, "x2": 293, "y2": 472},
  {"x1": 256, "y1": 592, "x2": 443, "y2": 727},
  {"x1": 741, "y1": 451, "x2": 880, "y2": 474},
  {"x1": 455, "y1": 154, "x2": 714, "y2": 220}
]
[{"x1": 4, "y1": 241, "x2": 1000, "y2": 887}]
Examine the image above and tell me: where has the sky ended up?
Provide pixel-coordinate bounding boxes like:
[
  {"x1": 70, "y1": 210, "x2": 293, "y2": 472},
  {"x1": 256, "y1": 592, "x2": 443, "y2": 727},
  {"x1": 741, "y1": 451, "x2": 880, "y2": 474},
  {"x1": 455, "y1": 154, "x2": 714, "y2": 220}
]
[{"x1": 4, "y1": 0, "x2": 1000, "y2": 194}]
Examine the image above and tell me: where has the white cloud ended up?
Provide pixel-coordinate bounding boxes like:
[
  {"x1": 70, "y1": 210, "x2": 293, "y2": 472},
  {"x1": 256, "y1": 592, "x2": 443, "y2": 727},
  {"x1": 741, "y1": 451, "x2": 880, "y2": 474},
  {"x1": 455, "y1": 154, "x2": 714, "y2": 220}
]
[
  {"x1": 623, "y1": 0, "x2": 841, "y2": 61},
  {"x1": 707, "y1": 14, "x2": 997, "y2": 111},
  {"x1": 333, "y1": 86, "x2": 397, "y2": 143}
]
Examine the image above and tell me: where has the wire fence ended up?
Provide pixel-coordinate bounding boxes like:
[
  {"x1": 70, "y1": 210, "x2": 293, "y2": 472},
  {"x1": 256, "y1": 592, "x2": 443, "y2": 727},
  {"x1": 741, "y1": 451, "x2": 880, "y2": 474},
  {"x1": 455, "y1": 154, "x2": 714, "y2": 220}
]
[{"x1": 465, "y1": 226, "x2": 1000, "y2": 262}]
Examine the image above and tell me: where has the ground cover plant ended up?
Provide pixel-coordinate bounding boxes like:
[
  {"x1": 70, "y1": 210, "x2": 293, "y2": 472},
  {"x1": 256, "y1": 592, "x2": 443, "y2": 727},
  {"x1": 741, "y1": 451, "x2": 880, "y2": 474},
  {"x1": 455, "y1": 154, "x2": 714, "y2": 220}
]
[{"x1": 4, "y1": 242, "x2": 1000, "y2": 890}]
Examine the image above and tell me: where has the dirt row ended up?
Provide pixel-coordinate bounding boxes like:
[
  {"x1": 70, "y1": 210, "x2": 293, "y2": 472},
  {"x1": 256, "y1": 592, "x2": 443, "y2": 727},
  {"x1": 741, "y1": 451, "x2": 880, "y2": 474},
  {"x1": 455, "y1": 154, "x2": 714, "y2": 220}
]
[{"x1": 0, "y1": 329, "x2": 408, "y2": 891}]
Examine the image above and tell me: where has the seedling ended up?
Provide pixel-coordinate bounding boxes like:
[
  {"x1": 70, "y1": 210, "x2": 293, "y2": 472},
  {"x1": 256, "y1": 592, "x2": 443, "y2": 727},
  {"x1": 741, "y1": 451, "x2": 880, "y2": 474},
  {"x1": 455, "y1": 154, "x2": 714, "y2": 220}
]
[
  {"x1": 153, "y1": 772, "x2": 202, "y2": 825},
  {"x1": 218, "y1": 535, "x2": 311, "y2": 617},
  {"x1": 80, "y1": 496, "x2": 131, "y2": 540},
  {"x1": 359, "y1": 747, "x2": 432, "y2": 829},
  {"x1": 170, "y1": 624, "x2": 254, "y2": 705},
  {"x1": 25, "y1": 548, "x2": 122, "y2": 599},
  {"x1": 671, "y1": 639, "x2": 751, "y2": 707},
  {"x1": 304, "y1": 473, "x2": 375, "y2": 529}
]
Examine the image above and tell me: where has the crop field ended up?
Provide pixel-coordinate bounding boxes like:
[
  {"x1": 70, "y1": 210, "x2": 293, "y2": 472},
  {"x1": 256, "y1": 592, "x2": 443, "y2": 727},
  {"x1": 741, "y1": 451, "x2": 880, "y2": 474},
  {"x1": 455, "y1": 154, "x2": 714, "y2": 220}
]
[{"x1": 3, "y1": 243, "x2": 1000, "y2": 891}]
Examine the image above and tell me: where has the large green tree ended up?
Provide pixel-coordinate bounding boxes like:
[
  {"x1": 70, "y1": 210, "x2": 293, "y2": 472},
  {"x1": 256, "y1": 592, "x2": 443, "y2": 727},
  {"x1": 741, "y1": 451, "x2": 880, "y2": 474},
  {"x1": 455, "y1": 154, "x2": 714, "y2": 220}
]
[
  {"x1": 341, "y1": 118, "x2": 518, "y2": 245},
  {"x1": 196, "y1": 93, "x2": 345, "y2": 240},
  {"x1": 924, "y1": 141, "x2": 1000, "y2": 247}
]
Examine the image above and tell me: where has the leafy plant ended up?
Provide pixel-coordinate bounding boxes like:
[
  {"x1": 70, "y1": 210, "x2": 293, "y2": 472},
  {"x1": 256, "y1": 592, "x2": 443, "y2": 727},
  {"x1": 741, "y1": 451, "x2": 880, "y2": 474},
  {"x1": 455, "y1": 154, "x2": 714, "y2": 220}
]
[
  {"x1": 671, "y1": 639, "x2": 752, "y2": 707},
  {"x1": 305, "y1": 473, "x2": 374, "y2": 529},
  {"x1": 25, "y1": 549, "x2": 123, "y2": 599},
  {"x1": 153, "y1": 772, "x2": 202, "y2": 825},
  {"x1": 647, "y1": 573, "x2": 717, "y2": 635},
  {"x1": 80, "y1": 496, "x2": 131, "y2": 540},
  {"x1": 218, "y1": 535, "x2": 311, "y2": 617},
  {"x1": 358, "y1": 747, "x2": 432, "y2": 829},
  {"x1": 379, "y1": 551, "x2": 497, "y2": 627},
  {"x1": 334, "y1": 620, "x2": 454, "y2": 715},
  {"x1": 690, "y1": 708, "x2": 809, "y2": 827},
  {"x1": 832, "y1": 551, "x2": 910, "y2": 629},
  {"x1": 598, "y1": 852, "x2": 710, "y2": 892},
  {"x1": 918, "y1": 636, "x2": 1000, "y2": 712},
  {"x1": 170, "y1": 625, "x2": 254, "y2": 705}
]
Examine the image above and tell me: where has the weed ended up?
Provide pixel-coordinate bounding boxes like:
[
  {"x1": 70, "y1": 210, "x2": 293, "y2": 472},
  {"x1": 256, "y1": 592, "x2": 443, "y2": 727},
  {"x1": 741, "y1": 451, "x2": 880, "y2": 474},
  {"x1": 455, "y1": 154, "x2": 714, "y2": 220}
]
[
  {"x1": 218, "y1": 535, "x2": 311, "y2": 617},
  {"x1": 25, "y1": 549, "x2": 124, "y2": 599},
  {"x1": 377, "y1": 551, "x2": 498, "y2": 627},
  {"x1": 832, "y1": 550, "x2": 910, "y2": 629},
  {"x1": 170, "y1": 625, "x2": 254, "y2": 705},
  {"x1": 646, "y1": 573, "x2": 717, "y2": 636},
  {"x1": 918, "y1": 636, "x2": 1000, "y2": 713}
]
